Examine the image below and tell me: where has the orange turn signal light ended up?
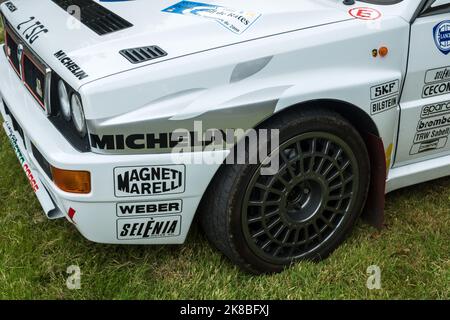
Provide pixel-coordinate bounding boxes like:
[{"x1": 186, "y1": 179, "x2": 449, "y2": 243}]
[
  {"x1": 51, "y1": 166, "x2": 91, "y2": 194},
  {"x1": 378, "y1": 46, "x2": 389, "y2": 57}
]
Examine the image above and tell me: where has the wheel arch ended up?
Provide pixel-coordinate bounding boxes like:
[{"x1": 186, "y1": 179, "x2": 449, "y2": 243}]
[
  {"x1": 271, "y1": 99, "x2": 386, "y2": 229},
  {"x1": 197, "y1": 98, "x2": 386, "y2": 230}
]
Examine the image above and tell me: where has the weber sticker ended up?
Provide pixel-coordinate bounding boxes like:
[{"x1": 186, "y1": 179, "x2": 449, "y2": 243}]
[
  {"x1": 114, "y1": 165, "x2": 185, "y2": 197},
  {"x1": 117, "y1": 216, "x2": 182, "y2": 240},
  {"x1": 162, "y1": 1, "x2": 261, "y2": 35},
  {"x1": 370, "y1": 80, "x2": 399, "y2": 101},
  {"x1": 117, "y1": 200, "x2": 183, "y2": 217},
  {"x1": 410, "y1": 103, "x2": 450, "y2": 155}
]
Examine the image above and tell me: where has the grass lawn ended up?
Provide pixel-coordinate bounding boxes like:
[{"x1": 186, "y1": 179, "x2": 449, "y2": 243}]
[{"x1": 0, "y1": 27, "x2": 449, "y2": 300}]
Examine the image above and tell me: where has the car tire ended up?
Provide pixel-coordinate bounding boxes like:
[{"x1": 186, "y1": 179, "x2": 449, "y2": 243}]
[{"x1": 200, "y1": 108, "x2": 370, "y2": 274}]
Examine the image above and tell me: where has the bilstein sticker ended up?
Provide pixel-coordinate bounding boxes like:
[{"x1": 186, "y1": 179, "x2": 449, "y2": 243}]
[
  {"x1": 114, "y1": 165, "x2": 185, "y2": 197},
  {"x1": 117, "y1": 216, "x2": 182, "y2": 240},
  {"x1": 117, "y1": 200, "x2": 183, "y2": 217},
  {"x1": 371, "y1": 95, "x2": 398, "y2": 115},
  {"x1": 162, "y1": 1, "x2": 261, "y2": 34}
]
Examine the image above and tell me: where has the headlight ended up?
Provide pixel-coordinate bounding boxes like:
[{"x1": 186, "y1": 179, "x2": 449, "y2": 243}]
[
  {"x1": 70, "y1": 94, "x2": 86, "y2": 136},
  {"x1": 57, "y1": 80, "x2": 71, "y2": 121}
]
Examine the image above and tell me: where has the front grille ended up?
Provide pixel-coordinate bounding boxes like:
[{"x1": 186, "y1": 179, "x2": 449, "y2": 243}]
[
  {"x1": 4, "y1": 30, "x2": 20, "y2": 75},
  {"x1": 120, "y1": 46, "x2": 168, "y2": 64},
  {"x1": 23, "y1": 55, "x2": 46, "y2": 106},
  {"x1": 3, "y1": 22, "x2": 49, "y2": 111},
  {"x1": 51, "y1": 0, "x2": 133, "y2": 35}
]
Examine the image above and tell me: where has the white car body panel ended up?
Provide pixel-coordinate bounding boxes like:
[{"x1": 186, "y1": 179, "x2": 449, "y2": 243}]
[{"x1": 0, "y1": 0, "x2": 449, "y2": 244}]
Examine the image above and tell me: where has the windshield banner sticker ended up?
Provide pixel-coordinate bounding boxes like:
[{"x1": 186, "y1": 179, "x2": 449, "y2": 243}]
[{"x1": 162, "y1": 1, "x2": 261, "y2": 34}]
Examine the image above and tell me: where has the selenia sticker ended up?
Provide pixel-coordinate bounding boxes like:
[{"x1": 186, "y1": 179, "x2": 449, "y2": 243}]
[
  {"x1": 162, "y1": 1, "x2": 261, "y2": 34},
  {"x1": 434, "y1": 21, "x2": 450, "y2": 55}
]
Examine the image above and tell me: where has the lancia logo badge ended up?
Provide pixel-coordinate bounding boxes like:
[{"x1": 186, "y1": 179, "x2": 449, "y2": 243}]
[{"x1": 434, "y1": 21, "x2": 450, "y2": 55}]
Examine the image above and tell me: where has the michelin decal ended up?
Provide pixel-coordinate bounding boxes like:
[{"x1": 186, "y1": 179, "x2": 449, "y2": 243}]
[{"x1": 162, "y1": 1, "x2": 261, "y2": 34}]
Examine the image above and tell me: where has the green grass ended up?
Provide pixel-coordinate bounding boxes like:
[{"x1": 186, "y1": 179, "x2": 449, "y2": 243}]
[{"x1": 0, "y1": 29, "x2": 449, "y2": 300}]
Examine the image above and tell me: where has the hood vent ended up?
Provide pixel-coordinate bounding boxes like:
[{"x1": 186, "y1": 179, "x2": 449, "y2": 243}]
[
  {"x1": 120, "y1": 46, "x2": 168, "y2": 64},
  {"x1": 51, "y1": 0, "x2": 133, "y2": 35}
]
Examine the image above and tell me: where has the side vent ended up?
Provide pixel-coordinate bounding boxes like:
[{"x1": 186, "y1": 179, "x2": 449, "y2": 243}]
[
  {"x1": 120, "y1": 46, "x2": 168, "y2": 64},
  {"x1": 51, "y1": 0, "x2": 133, "y2": 35}
]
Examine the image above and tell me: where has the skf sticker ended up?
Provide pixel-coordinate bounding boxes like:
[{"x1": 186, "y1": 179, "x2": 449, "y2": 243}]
[
  {"x1": 114, "y1": 165, "x2": 185, "y2": 197},
  {"x1": 434, "y1": 21, "x2": 450, "y2": 55},
  {"x1": 370, "y1": 80, "x2": 399, "y2": 115},
  {"x1": 349, "y1": 7, "x2": 381, "y2": 20},
  {"x1": 162, "y1": 1, "x2": 261, "y2": 34},
  {"x1": 117, "y1": 200, "x2": 183, "y2": 217},
  {"x1": 117, "y1": 216, "x2": 182, "y2": 240}
]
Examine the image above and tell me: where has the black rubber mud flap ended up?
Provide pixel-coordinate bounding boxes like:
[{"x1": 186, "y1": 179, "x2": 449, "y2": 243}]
[{"x1": 362, "y1": 133, "x2": 386, "y2": 230}]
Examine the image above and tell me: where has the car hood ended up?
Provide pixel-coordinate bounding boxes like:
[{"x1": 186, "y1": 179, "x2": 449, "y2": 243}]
[{"x1": 1, "y1": 0, "x2": 354, "y2": 88}]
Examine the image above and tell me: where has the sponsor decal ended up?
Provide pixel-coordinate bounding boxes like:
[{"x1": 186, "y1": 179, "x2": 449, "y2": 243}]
[
  {"x1": 162, "y1": 1, "x2": 261, "y2": 34},
  {"x1": 425, "y1": 66, "x2": 450, "y2": 84},
  {"x1": 410, "y1": 102, "x2": 450, "y2": 155},
  {"x1": 90, "y1": 129, "x2": 230, "y2": 151},
  {"x1": 369, "y1": 80, "x2": 399, "y2": 115},
  {"x1": 114, "y1": 165, "x2": 185, "y2": 197},
  {"x1": 349, "y1": 7, "x2": 382, "y2": 20},
  {"x1": 5, "y1": 1, "x2": 17, "y2": 12},
  {"x1": 117, "y1": 216, "x2": 182, "y2": 240},
  {"x1": 421, "y1": 101, "x2": 450, "y2": 118},
  {"x1": 3, "y1": 120, "x2": 39, "y2": 192},
  {"x1": 410, "y1": 138, "x2": 448, "y2": 155},
  {"x1": 371, "y1": 95, "x2": 398, "y2": 115},
  {"x1": 16, "y1": 17, "x2": 48, "y2": 45},
  {"x1": 370, "y1": 80, "x2": 399, "y2": 100},
  {"x1": 117, "y1": 200, "x2": 183, "y2": 217},
  {"x1": 433, "y1": 21, "x2": 450, "y2": 55},
  {"x1": 422, "y1": 81, "x2": 450, "y2": 98},
  {"x1": 54, "y1": 50, "x2": 89, "y2": 80}
]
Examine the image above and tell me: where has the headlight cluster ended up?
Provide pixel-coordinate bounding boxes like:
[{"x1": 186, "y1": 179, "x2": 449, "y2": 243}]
[{"x1": 57, "y1": 80, "x2": 86, "y2": 136}]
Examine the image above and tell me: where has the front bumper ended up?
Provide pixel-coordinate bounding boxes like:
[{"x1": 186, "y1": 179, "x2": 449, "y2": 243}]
[{"x1": 0, "y1": 45, "x2": 225, "y2": 244}]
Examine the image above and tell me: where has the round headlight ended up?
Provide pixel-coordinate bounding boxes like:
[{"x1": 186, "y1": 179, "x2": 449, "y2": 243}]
[
  {"x1": 70, "y1": 94, "x2": 86, "y2": 136},
  {"x1": 58, "y1": 80, "x2": 71, "y2": 121}
]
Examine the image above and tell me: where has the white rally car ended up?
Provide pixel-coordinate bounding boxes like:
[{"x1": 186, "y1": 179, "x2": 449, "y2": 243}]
[{"x1": 0, "y1": 0, "x2": 449, "y2": 273}]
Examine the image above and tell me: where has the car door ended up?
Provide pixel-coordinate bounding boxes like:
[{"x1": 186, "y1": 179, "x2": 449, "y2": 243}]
[{"x1": 395, "y1": 0, "x2": 450, "y2": 166}]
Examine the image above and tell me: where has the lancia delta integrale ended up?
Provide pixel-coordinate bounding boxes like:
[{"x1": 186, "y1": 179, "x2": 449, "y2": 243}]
[{"x1": 0, "y1": 0, "x2": 449, "y2": 273}]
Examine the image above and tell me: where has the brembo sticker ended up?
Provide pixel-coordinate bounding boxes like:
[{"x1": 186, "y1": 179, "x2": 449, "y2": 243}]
[
  {"x1": 162, "y1": 1, "x2": 261, "y2": 34},
  {"x1": 410, "y1": 101, "x2": 450, "y2": 155},
  {"x1": 114, "y1": 165, "x2": 185, "y2": 197}
]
